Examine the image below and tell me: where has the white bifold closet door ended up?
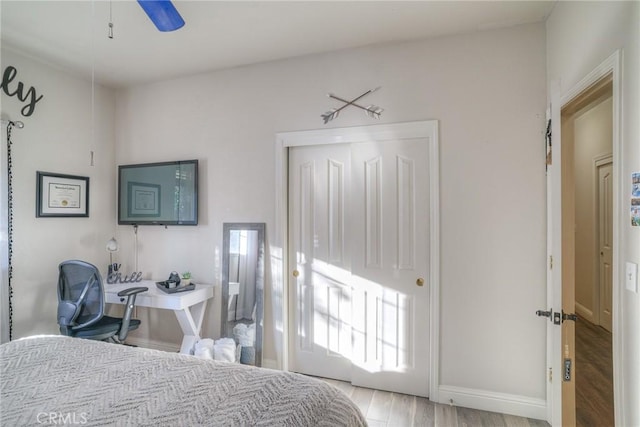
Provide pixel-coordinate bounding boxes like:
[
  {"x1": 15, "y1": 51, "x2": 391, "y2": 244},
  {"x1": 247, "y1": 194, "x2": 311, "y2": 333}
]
[{"x1": 289, "y1": 138, "x2": 430, "y2": 397}]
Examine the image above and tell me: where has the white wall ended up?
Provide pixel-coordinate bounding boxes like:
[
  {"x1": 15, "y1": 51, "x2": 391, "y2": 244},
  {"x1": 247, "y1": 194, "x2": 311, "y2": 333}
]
[
  {"x1": 547, "y1": 1, "x2": 640, "y2": 425},
  {"x1": 115, "y1": 23, "x2": 547, "y2": 413},
  {"x1": 0, "y1": 48, "x2": 116, "y2": 338}
]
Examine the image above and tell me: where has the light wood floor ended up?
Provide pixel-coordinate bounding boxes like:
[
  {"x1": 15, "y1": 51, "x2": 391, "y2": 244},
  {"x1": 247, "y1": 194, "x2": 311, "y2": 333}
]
[
  {"x1": 315, "y1": 377, "x2": 549, "y2": 427},
  {"x1": 575, "y1": 316, "x2": 614, "y2": 427}
]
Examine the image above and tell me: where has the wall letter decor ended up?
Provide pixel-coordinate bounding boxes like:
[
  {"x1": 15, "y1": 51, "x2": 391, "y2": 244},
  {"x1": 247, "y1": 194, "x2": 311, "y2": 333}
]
[{"x1": 1, "y1": 65, "x2": 44, "y2": 117}]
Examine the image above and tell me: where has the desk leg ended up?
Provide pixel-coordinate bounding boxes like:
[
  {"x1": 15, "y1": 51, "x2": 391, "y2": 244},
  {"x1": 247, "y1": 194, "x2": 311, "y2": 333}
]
[{"x1": 174, "y1": 300, "x2": 208, "y2": 355}]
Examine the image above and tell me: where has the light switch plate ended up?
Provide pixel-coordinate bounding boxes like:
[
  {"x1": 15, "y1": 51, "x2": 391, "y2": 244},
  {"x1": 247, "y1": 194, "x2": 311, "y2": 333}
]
[{"x1": 626, "y1": 262, "x2": 638, "y2": 293}]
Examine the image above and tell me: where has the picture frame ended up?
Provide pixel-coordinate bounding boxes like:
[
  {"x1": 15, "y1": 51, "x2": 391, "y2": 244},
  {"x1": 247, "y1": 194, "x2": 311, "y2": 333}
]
[
  {"x1": 127, "y1": 182, "x2": 161, "y2": 217},
  {"x1": 36, "y1": 172, "x2": 89, "y2": 218}
]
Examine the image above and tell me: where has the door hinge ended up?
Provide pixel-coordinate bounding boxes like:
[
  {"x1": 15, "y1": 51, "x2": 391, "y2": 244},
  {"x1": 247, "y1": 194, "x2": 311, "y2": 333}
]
[
  {"x1": 549, "y1": 255, "x2": 553, "y2": 270},
  {"x1": 548, "y1": 367, "x2": 553, "y2": 382}
]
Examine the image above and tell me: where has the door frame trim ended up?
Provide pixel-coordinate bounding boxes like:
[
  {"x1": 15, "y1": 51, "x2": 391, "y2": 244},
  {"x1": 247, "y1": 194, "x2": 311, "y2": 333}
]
[
  {"x1": 547, "y1": 50, "x2": 622, "y2": 426},
  {"x1": 274, "y1": 120, "x2": 440, "y2": 399}
]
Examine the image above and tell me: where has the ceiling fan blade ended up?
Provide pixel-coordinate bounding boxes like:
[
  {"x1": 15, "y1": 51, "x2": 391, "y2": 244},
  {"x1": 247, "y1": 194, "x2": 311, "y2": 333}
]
[{"x1": 137, "y1": 0, "x2": 185, "y2": 32}]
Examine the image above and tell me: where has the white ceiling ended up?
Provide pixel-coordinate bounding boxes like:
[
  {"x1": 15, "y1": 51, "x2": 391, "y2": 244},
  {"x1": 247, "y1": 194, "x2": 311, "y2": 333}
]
[{"x1": 1, "y1": 1, "x2": 555, "y2": 88}]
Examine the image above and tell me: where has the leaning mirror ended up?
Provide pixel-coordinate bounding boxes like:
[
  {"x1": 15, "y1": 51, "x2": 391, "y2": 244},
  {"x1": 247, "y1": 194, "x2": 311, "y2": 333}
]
[{"x1": 221, "y1": 223, "x2": 265, "y2": 366}]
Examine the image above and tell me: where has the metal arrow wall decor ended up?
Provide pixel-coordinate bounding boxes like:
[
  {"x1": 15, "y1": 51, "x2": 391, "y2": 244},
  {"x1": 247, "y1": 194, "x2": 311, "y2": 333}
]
[{"x1": 321, "y1": 87, "x2": 384, "y2": 124}]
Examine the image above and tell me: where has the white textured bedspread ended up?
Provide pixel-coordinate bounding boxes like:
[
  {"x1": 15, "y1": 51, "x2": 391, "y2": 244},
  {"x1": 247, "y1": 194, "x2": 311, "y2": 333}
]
[{"x1": 1, "y1": 336, "x2": 366, "y2": 426}]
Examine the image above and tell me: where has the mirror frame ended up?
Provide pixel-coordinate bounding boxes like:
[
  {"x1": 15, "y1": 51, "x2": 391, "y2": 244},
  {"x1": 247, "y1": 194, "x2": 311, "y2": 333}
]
[{"x1": 221, "y1": 222, "x2": 265, "y2": 366}]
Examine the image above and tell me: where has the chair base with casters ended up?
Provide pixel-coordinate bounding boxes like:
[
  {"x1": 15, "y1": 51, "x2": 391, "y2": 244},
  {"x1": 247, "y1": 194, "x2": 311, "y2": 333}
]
[{"x1": 57, "y1": 260, "x2": 148, "y2": 344}]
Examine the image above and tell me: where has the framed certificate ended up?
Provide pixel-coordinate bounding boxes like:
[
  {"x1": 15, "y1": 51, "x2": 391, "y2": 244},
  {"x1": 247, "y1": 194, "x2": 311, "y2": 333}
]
[
  {"x1": 127, "y1": 182, "x2": 161, "y2": 217},
  {"x1": 36, "y1": 172, "x2": 89, "y2": 217}
]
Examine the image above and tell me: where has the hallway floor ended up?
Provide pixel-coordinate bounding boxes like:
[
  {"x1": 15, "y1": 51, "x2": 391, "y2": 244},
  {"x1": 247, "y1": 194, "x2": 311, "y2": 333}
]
[{"x1": 575, "y1": 316, "x2": 614, "y2": 427}]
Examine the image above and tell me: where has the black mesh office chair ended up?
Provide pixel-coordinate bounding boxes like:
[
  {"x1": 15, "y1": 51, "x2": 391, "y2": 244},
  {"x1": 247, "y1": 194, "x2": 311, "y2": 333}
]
[{"x1": 57, "y1": 260, "x2": 148, "y2": 343}]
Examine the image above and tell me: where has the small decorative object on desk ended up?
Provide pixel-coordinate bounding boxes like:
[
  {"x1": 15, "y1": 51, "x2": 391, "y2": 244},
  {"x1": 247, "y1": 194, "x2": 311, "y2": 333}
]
[
  {"x1": 107, "y1": 263, "x2": 121, "y2": 277},
  {"x1": 156, "y1": 271, "x2": 195, "y2": 294},
  {"x1": 168, "y1": 271, "x2": 181, "y2": 284},
  {"x1": 156, "y1": 281, "x2": 195, "y2": 294},
  {"x1": 181, "y1": 271, "x2": 191, "y2": 286},
  {"x1": 107, "y1": 271, "x2": 144, "y2": 284},
  {"x1": 106, "y1": 237, "x2": 120, "y2": 277}
]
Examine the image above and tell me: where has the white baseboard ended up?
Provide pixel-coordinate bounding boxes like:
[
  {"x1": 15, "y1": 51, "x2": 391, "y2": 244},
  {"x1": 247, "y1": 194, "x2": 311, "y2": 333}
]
[
  {"x1": 438, "y1": 385, "x2": 546, "y2": 421},
  {"x1": 575, "y1": 302, "x2": 594, "y2": 322},
  {"x1": 125, "y1": 337, "x2": 181, "y2": 353}
]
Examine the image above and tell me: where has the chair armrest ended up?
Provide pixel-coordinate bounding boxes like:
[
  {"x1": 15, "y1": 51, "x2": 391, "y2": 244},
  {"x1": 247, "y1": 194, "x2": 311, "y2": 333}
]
[
  {"x1": 117, "y1": 287, "x2": 148, "y2": 297},
  {"x1": 57, "y1": 301, "x2": 80, "y2": 327},
  {"x1": 116, "y1": 287, "x2": 148, "y2": 342}
]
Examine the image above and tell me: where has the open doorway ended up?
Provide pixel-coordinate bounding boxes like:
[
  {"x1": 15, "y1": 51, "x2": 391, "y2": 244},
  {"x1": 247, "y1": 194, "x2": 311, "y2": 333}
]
[{"x1": 561, "y1": 74, "x2": 614, "y2": 426}]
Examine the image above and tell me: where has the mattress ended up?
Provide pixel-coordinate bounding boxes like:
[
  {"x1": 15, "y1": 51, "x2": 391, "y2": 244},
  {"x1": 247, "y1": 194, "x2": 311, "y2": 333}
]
[{"x1": 0, "y1": 336, "x2": 366, "y2": 426}]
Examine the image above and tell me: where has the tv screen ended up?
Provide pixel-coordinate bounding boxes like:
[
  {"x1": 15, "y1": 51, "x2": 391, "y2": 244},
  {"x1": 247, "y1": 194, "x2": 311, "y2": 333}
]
[{"x1": 118, "y1": 160, "x2": 198, "y2": 225}]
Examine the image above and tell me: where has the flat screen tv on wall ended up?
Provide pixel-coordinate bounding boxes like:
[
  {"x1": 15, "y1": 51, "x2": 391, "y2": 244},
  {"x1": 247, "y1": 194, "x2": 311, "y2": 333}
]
[{"x1": 118, "y1": 159, "x2": 198, "y2": 226}]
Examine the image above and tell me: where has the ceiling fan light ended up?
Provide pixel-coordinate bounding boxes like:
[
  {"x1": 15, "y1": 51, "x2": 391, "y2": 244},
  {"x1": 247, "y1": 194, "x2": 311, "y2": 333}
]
[{"x1": 137, "y1": 0, "x2": 185, "y2": 32}]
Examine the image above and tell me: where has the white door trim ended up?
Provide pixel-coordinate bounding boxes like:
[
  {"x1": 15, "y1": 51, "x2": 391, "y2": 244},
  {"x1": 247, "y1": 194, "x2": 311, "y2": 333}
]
[
  {"x1": 274, "y1": 120, "x2": 440, "y2": 399},
  {"x1": 545, "y1": 103, "x2": 556, "y2": 425},
  {"x1": 547, "y1": 50, "x2": 623, "y2": 426}
]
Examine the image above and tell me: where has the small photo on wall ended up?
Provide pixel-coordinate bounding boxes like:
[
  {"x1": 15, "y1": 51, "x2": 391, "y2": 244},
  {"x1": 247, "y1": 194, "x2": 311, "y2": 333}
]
[
  {"x1": 632, "y1": 207, "x2": 640, "y2": 227},
  {"x1": 633, "y1": 172, "x2": 640, "y2": 226}
]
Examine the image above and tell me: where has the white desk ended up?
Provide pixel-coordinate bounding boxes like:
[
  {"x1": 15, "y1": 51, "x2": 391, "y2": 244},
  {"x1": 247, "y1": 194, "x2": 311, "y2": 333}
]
[{"x1": 104, "y1": 281, "x2": 214, "y2": 355}]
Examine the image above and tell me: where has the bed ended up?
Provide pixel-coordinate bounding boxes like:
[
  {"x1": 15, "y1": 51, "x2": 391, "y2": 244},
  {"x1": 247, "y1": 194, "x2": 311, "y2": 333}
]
[{"x1": 0, "y1": 336, "x2": 366, "y2": 426}]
